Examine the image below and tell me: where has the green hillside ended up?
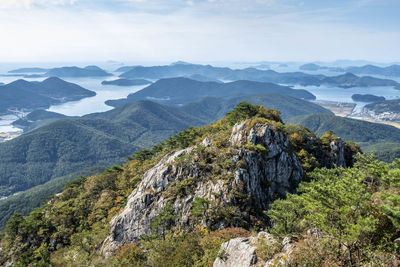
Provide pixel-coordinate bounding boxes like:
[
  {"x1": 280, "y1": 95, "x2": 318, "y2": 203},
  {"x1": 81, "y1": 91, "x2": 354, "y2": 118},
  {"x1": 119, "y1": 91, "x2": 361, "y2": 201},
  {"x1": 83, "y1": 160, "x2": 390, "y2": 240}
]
[
  {"x1": 106, "y1": 77, "x2": 316, "y2": 107},
  {"x1": 0, "y1": 101, "x2": 205, "y2": 198},
  {"x1": 0, "y1": 167, "x2": 103, "y2": 230},
  {"x1": 0, "y1": 94, "x2": 333, "y2": 229},
  {"x1": 286, "y1": 113, "x2": 400, "y2": 161},
  {"x1": 1, "y1": 103, "x2": 397, "y2": 266},
  {"x1": 180, "y1": 93, "x2": 332, "y2": 124}
]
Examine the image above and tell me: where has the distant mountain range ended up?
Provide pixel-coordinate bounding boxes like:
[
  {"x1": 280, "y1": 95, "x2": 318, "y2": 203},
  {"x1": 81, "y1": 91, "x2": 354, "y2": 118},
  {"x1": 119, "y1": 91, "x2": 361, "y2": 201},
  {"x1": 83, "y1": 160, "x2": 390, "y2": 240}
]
[
  {"x1": 7, "y1": 65, "x2": 112, "y2": 78},
  {"x1": 8, "y1": 67, "x2": 49, "y2": 73},
  {"x1": 106, "y1": 77, "x2": 317, "y2": 107},
  {"x1": 0, "y1": 77, "x2": 96, "y2": 114},
  {"x1": 320, "y1": 73, "x2": 398, "y2": 88},
  {"x1": 114, "y1": 65, "x2": 141, "y2": 72},
  {"x1": 118, "y1": 62, "x2": 399, "y2": 88},
  {"x1": 101, "y1": 78, "x2": 152, "y2": 86},
  {"x1": 345, "y1": 64, "x2": 400, "y2": 77},
  {"x1": 300, "y1": 63, "x2": 400, "y2": 77},
  {"x1": 299, "y1": 63, "x2": 344, "y2": 72}
]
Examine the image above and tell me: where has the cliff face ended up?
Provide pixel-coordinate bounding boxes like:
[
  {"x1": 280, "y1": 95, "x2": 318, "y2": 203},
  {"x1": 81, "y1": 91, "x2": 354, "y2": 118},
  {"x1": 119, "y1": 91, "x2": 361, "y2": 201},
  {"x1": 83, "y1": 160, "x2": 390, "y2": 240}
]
[
  {"x1": 102, "y1": 121, "x2": 304, "y2": 255},
  {"x1": 102, "y1": 120, "x2": 348, "y2": 255}
]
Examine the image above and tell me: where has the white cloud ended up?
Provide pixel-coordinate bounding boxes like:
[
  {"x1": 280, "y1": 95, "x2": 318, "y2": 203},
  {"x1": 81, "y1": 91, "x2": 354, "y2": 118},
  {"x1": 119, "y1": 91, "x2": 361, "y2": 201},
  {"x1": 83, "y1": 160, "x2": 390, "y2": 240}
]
[
  {"x1": 0, "y1": 0, "x2": 76, "y2": 9},
  {"x1": 0, "y1": 0, "x2": 398, "y2": 62}
]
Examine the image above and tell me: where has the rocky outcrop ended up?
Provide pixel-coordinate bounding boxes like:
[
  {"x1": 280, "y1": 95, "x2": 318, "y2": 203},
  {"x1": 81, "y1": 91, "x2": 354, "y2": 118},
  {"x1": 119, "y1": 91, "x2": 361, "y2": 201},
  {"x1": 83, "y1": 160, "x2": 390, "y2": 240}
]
[
  {"x1": 213, "y1": 232, "x2": 297, "y2": 267},
  {"x1": 213, "y1": 231, "x2": 293, "y2": 267},
  {"x1": 329, "y1": 138, "x2": 346, "y2": 167},
  {"x1": 102, "y1": 121, "x2": 304, "y2": 256},
  {"x1": 213, "y1": 237, "x2": 257, "y2": 267}
]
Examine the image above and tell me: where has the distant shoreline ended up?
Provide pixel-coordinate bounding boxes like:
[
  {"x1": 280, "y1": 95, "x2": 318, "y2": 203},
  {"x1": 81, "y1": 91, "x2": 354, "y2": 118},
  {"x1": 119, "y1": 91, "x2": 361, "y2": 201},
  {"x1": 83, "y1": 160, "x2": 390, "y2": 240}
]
[{"x1": 317, "y1": 100, "x2": 400, "y2": 129}]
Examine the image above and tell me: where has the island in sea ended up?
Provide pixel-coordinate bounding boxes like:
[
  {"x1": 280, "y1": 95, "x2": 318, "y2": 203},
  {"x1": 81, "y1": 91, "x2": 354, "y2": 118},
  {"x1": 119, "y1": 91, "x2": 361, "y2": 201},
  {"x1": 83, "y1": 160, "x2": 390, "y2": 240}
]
[
  {"x1": 351, "y1": 94, "x2": 386, "y2": 102},
  {"x1": 101, "y1": 79, "x2": 152, "y2": 86},
  {"x1": 0, "y1": 77, "x2": 96, "y2": 114},
  {"x1": 44, "y1": 65, "x2": 112, "y2": 77}
]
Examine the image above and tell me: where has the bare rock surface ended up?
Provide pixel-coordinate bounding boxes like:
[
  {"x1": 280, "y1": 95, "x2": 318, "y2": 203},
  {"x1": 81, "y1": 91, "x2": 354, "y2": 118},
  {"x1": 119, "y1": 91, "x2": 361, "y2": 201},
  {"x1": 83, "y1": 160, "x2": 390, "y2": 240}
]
[{"x1": 102, "y1": 121, "x2": 344, "y2": 256}]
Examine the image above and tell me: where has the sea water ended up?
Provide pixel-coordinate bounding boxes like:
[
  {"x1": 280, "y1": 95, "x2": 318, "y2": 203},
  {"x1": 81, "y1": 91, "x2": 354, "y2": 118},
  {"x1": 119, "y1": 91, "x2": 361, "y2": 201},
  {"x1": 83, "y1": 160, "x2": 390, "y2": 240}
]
[{"x1": 1, "y1": 62, "x2": 400, "y2": 134}]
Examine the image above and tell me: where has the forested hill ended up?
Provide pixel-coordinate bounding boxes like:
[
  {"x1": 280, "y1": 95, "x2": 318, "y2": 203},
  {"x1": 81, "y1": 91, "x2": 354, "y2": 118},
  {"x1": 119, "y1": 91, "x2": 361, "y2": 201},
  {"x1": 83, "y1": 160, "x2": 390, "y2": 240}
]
[
  {"x1": 45, "y1": 65, "x2": 111, "y2": 78},
  {"x1": 286, "y1": 113, "x2": 400, "y2": 161},
  {"x1": 0, "y1": 94, "x2": 331, "y2": 229},
  {"x1": 106, "y1": 77, "x2": 316, "y2": 107},
  {"x1": 179, "y1": 93, "x2": 332, "y2": 124},
  {"x1": 0, "y1": 100, "x2": 204, "y2": 198},
  {"x1": 0, "y1": 94, "x2": 329, "y2": 198}
]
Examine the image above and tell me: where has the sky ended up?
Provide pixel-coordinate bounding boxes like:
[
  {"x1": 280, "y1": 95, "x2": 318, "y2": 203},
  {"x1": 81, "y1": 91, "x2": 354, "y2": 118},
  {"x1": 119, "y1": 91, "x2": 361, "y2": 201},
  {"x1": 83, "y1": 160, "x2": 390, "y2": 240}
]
[{"x1": 0, "y1": 0, "x2": 399, "y2": 63}]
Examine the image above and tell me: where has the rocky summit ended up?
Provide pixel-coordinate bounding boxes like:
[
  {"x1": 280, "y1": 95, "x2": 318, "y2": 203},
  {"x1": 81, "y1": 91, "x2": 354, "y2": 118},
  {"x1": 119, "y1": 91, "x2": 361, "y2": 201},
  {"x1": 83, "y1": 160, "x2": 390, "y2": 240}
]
[
  {"x1": 2, "y1": 103, "x2": 375, "y2": 266},
  {"x1": 102, "y1": 106, "x2": 348, "y2": 255}
]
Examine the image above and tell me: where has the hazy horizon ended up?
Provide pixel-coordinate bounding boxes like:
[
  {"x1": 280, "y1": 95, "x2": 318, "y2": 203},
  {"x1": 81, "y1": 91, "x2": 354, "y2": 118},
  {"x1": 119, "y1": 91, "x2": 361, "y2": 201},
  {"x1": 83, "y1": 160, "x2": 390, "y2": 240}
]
[{"x1": 0, "y1": 0, "x2": 399, "y2": 63}]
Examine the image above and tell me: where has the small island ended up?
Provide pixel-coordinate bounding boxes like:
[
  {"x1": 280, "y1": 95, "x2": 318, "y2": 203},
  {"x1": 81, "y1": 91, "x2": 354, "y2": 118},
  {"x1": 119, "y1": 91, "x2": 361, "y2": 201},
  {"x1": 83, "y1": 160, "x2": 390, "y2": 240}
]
[
  {"x1": 101, "y1": 79, "x2": 151, "y2": 86},
  {"x1": 8, "y1": 67, "x2": 49, "y2": 73},
  {"x1": 351, "y1": 94, "x2": 386, "y2": 102},
  {"x1": 45, "y1": 65, "x2": 112, "y2": 78},
  {"x1": 299, "y1": 63, "x2": 320, "y2": 71}
]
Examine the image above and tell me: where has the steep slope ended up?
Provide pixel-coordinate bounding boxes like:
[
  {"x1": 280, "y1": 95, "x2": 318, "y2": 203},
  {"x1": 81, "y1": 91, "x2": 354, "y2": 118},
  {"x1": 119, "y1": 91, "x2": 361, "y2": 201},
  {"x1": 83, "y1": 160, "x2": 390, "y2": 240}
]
[
  {"x1": 0, "y1": 101, "x2": 206, "y2": 198},
  {"x1": 106, "y1": 77, "x2": 316, "y2": 107},
  {"x1": 0, "y1": 103, "x2": 359, "y2": 266},
  {"x1": 286, "y1": 113, "x2": 400, "y2": 161},
  {"x1": 102, "y1": 120, "x2": 304, "y2": 254},
  {"x1": 0, "y1": 119, "x2": 138, "y2": 197},
  {"x1": 0, "y1": 95, "x2": 332, "y2": 228},
  {"x1": 0, "y1": 166, "x2": 103, "y2": 230},
  {"x1": 214, "y1": 156, "x2": 400, "y2": 266}
]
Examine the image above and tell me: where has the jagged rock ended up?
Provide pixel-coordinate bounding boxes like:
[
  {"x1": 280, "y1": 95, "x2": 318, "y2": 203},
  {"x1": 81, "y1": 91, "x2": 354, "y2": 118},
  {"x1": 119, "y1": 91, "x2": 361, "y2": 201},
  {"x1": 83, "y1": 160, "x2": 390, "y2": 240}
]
[
  {"x1": 307, "y1": 227, "x2": 324, "y2": 238},
  {"x1": 213, "y1": 233, "x2": 296, "y2": 267},
  {"x1": 213, "y1": 232, "x2": 277, "y2": 267},
  {"x1": 201, "y1": 137, "x2": 212, "y2": 147},
  {"x1": 213, "y1": 237, "x2": 257, "y2": 267},
  {"x1": 102, "y1": 121, "x2": 304, "y2": 256},
  {"x1": 330, "y1": 138, "x2": 346, "y2": 167}
]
